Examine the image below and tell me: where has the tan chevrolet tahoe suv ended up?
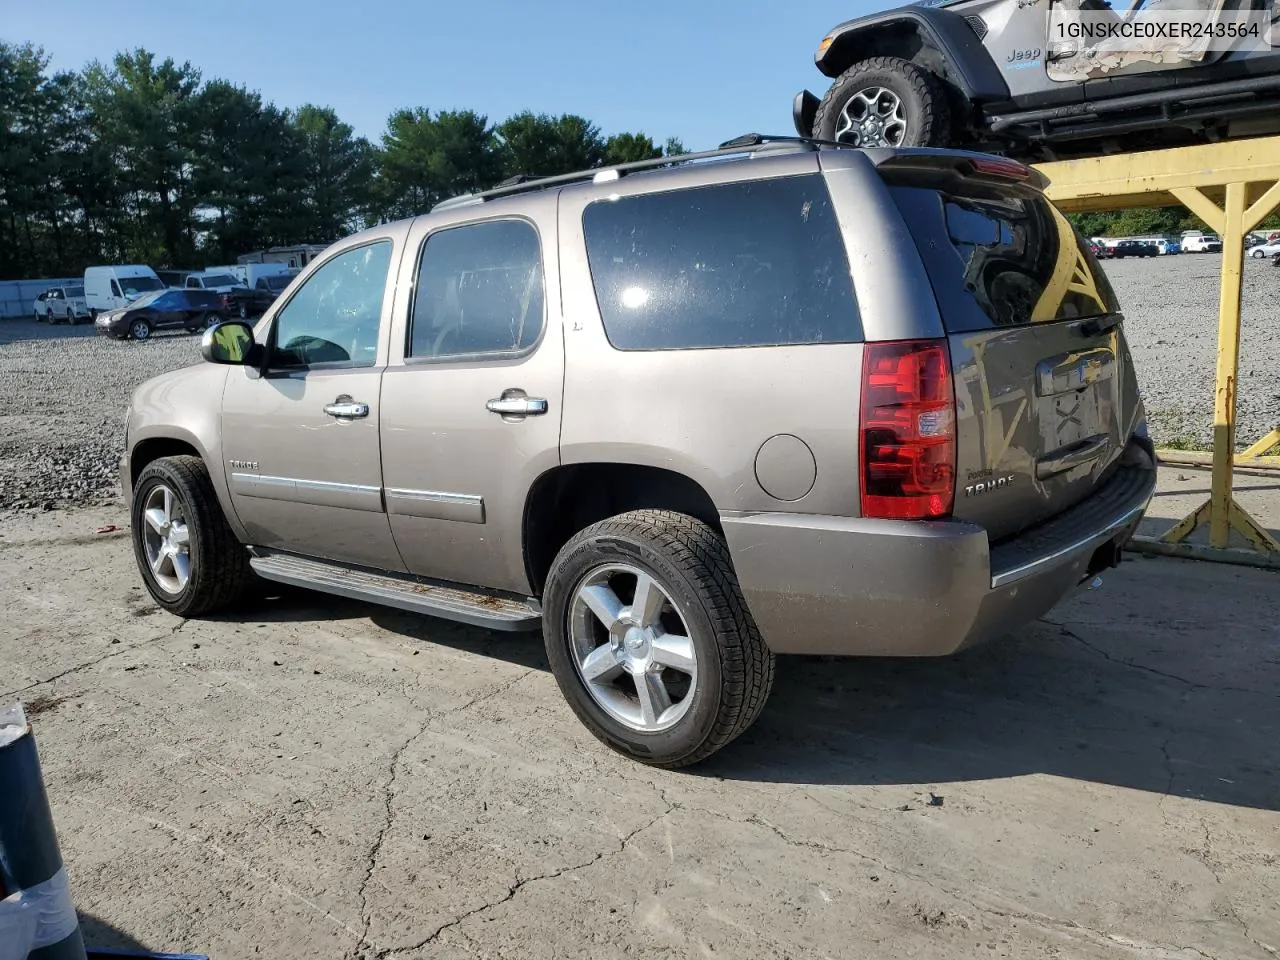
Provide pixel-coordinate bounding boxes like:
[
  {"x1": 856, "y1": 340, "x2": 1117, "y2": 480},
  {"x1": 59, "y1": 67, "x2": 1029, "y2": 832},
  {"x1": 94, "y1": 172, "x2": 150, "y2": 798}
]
[{"x1": 121, "y1": 136, "x2": 1157, "y2": 767}]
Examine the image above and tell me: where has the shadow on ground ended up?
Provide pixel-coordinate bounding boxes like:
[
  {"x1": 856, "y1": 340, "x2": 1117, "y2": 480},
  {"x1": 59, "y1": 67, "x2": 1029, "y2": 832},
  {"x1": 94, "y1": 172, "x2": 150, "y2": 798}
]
[{"x1": 215, "y1": 564, "x2": 1279, "y2": 813}]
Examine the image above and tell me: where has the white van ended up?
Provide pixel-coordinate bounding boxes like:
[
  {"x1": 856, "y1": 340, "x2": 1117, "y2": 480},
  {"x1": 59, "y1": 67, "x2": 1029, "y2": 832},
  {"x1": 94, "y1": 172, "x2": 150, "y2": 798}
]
[
  {"x1": 1181, "y1": 231, "x2": 1223, "y2": 253},
  {"x1": 206, "y1": 263, "x2": 294, "y2": 288},
  {"x1": 83, "y1": 265, "x2": 165, "y2": 315}
]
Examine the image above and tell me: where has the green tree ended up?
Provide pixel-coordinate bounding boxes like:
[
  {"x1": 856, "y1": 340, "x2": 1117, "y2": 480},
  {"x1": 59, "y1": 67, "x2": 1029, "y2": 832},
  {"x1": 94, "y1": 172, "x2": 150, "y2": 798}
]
[
  {"x1": 291, "y1": 105, "x2": 375, "y2": 242},
  {"x1": 604, "y1": 132, "x2": 662, "y2": 165},
  {"x1": 377, "y1": 107, "x2": 500, "y2": 219},
  {"x1": 497, "y1": 112, "x2": 605, "y2": 178}
]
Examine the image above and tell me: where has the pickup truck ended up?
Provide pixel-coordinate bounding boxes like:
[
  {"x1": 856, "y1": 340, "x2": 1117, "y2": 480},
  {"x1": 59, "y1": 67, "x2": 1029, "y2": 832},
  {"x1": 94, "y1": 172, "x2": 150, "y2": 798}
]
[{"x1": 227, "y1": 274, "x2": 293, "y2": 319}]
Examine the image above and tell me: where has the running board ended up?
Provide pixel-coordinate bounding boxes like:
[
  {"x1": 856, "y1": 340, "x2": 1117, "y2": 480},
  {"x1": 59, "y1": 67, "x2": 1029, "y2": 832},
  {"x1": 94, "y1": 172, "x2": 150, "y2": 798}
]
[{"x1": 248, "y1": 551, "x2": 542, "y2": 632}]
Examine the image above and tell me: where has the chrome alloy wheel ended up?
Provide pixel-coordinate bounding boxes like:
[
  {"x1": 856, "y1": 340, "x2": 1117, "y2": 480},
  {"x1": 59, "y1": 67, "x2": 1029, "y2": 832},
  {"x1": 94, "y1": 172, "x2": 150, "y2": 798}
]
[
  {"x1": 835, "y1": 86, "x2": 907, "y2": 147},
  {"x1": 569, "y1": 564, "x2": 698, "y2": 733},
  {"x1": 141, "y1": 484, "x2": 192, "y2": 595}
]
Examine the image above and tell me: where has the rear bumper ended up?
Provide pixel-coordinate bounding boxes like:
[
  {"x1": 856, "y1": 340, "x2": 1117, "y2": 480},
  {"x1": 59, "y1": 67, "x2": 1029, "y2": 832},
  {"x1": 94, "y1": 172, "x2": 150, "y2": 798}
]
[{"x1": 722, "y1": 463, "x2": 1156, "y2": 657}]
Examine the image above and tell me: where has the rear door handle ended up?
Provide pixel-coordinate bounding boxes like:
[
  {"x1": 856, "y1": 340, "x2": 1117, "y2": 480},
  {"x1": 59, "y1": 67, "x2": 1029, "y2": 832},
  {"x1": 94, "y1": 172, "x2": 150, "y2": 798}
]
[
  {"x1": 324, "y1": 398, "x2": 369, "y2": 419},
  {"x1": 486, "y1": 396, "x2": 548, "y2": 417}
]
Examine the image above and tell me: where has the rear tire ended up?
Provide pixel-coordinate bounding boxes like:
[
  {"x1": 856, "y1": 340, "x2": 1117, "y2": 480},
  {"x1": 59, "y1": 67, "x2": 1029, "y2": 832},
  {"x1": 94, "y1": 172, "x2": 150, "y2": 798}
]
[
  {"x1": 542, "y1": 509, "x2": 775, "y2": 768},
  {"x1": 131, "y1": 455, "x2": 254, "y2": 618},
  {"x1": 814, "y1": 56, "x2": 951, "y2": 148}
]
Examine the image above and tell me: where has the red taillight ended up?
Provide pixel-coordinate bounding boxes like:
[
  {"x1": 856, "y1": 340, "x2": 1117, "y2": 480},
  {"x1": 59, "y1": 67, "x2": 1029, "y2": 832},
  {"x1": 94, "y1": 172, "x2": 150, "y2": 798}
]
[
  {"x1": 859, "y1": 339, "x2": 956, "y2": 520},
  {"x1": 966, "y1": 156, "x2": 1032, "y2": 181}
]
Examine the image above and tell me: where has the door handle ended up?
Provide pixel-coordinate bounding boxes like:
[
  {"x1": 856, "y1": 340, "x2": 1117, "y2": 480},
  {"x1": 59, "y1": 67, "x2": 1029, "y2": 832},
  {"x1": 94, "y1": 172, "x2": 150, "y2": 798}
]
[
  {"x1": 324, "y1": 398, "x2": 369, "y2": 419},
  {"x1": 486, "y1": 396, "x2": 548, "y2": 417}
]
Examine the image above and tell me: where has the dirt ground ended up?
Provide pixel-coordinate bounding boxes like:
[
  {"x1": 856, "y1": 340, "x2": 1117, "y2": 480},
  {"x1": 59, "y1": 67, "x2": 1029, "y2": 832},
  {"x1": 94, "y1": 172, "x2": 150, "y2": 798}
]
[{"x1": 1, "y1": 502, "x2": 1276, "y2": 960}]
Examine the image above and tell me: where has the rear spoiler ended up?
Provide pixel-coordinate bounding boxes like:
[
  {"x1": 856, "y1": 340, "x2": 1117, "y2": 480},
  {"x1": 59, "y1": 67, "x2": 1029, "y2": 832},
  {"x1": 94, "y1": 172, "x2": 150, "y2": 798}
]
[{"x1": 867, "y1": 148, "x2": 1050, "y2": 191}]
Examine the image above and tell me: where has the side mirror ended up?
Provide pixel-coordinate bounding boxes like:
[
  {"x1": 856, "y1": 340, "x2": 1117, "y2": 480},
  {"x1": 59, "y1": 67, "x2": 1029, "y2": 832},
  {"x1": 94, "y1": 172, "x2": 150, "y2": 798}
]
[{"x1": 201, "y1": 321, "x2": 259, "y2": 366}]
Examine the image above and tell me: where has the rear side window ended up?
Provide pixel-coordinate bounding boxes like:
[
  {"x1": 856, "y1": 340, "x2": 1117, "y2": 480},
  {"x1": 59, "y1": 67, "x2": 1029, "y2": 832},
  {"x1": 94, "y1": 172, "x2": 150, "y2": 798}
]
[
  {"x1": 887, "y1": 180, "x2": 1118, "y2": 332},
  {"x1": 409, "y1": 219, "x2": 544, "y2": 360},
  {"x1": 582, "y1": 174, "x2": 861, "y2": 350}
]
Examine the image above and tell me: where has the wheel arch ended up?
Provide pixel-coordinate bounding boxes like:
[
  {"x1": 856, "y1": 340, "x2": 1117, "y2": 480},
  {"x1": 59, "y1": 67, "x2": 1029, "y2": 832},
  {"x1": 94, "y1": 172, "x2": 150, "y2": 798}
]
[
  {"x1": 128, "y1": 435, "x2": 205, "y2": 490},
  {"x1": 816, "y1": 9, "x2": 1009, "y2": 104},
  {"x1": 522, "y1": 462, "x2": 723, "y2": 596}
]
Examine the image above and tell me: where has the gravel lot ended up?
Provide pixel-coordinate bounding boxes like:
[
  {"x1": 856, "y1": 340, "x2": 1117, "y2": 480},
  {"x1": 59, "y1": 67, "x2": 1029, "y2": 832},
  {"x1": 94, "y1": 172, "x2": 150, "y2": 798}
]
[{"x1": 1, "y1": 253, "x2": 1277, "y2": 511}]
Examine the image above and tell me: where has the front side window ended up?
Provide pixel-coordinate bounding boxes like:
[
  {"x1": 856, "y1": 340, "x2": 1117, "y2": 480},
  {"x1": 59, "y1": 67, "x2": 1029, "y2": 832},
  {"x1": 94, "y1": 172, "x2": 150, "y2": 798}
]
[
  {"x1": 582, "y1": 175, "x2": 861, "y2": 351},
  {"x1": 271, "y1": 240, "x2": 393, "y2": 370},
  {"x1": 409, "y1": 219, "x2": 544, "y2": 360},
  {"x1": 110, "y1": 280, "x2": 122, "y2": 298}
]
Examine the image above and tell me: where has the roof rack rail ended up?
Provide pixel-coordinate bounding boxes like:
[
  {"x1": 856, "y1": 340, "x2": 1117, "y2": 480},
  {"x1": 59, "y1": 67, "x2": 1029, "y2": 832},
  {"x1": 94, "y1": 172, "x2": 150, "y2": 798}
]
[{"x1": 430, "y1": 134, "x2": 851, "y2": 212}]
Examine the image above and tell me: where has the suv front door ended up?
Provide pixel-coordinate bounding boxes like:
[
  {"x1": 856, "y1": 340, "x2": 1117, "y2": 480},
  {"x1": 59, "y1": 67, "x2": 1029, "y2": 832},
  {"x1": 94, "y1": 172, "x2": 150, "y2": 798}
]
[
  {"x1": 220, "y1": 233, "x2": 407, "y2": 571},
  {"x1": 379, "y1": 199, "x2": 563, "y2": 594}
]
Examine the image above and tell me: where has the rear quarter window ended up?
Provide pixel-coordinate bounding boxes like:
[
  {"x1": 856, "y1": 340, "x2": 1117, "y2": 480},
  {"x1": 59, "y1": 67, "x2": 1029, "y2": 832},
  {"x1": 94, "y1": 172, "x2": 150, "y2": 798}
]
[
  {"x1": 886, "y1": 179, "x2": 1119, "y2": 333},
  {"x1": 581, "y1": 174, "x2": 861, "y2": 350}
]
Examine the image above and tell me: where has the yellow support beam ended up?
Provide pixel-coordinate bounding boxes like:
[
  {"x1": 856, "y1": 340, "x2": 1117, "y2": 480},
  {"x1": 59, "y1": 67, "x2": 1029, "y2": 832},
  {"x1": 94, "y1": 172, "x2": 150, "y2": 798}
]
[
  {"x1": 1040, "y1": 134, "x2": 1280, "y2": 213},
  {"x1": 1036, "y1": 136, "x2": 1280, "y2": 564},
  {"x1": 1242, "y1": 428, "x2": 1280, "y2": 460}
]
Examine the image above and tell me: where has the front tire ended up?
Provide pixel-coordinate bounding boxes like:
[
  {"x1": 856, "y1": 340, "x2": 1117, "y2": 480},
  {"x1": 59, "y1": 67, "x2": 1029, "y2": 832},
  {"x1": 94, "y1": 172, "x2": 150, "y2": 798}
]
[
  {"x1": 130, "y1": 318, "x2": 152, "y2": 341},
  {"x1": 131, "y1": 455, "x2": 254, "y2": 617},
  {"x1": 1252, "y1": 249, "x2": 1266, "y2": 259},
  {"x1": 814, "y1": 56, "x2": 951, "y2": 148},
  {"x1": 542, "y1": 510, "x2": 775, "y2": 768}
]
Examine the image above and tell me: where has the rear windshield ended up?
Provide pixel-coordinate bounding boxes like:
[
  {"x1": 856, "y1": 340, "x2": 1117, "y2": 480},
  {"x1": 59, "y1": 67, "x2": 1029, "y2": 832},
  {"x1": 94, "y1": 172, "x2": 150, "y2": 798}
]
[
  {"x1": 582, "y1": 174, "x2": 861, "y2": 350},
  {"x1": 202, "y1": 273, "x2": 240, "y2": 286},
  {"x1": 886, "y1": 178, "x2": 1118, "y2": 332},
  {"x1": 66, "y1": 285, "x2": 84, "y2": 297}
]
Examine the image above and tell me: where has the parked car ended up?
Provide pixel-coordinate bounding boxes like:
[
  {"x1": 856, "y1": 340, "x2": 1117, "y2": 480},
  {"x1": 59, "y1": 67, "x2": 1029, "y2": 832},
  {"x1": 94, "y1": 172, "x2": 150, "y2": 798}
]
[
  {"x1": 1182, "y1": 232, "x2": 1224, "y2": 253},
  {"x1": 95, "y1": 288, "x2": 226, "y2": 341},
  {"x1": 118, "y1": 138, "x2": 1155, "y2": 767},
  {"x1": 206, "y1": 262, "x2": 295, "y2": 289},
  {"x1": 228, "y1": 273, "x2": 293, "y2": 319},
  {"x1": 1151, "y1": 238, "x2": 1180, "y2": 255},
  {"x1": 185, "y1": 272, "x2": 246, "y2": 294},
  {"x1": 1111, "y1": 239, "x2": 1158, "y2": 258},
  {"x1": 792, "y1": 0, "x2": 1280, "y2": 159},
  {"x1": 34, "y1": 284, "x2": 90, "y2": 324},
  {"x1": 84, "y1": 265, "x2": 165, "y2": 316},
  {"x1": 1248, "y1": 240, "x2": 1280, "y2": 259}
]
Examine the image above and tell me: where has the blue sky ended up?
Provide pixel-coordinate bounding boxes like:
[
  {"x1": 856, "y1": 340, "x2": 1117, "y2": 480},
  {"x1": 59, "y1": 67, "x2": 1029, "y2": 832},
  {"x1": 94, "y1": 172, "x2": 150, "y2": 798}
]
[{"x1": 4, "y1": 0, "x2": 879, "y2": 150}]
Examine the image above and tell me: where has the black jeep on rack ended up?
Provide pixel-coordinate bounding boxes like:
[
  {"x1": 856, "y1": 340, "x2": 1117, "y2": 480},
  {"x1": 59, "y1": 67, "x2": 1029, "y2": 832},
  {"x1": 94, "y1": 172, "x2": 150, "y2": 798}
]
[{"x1": 793, "y1": 0, "x2": 1280, "y2": 159}]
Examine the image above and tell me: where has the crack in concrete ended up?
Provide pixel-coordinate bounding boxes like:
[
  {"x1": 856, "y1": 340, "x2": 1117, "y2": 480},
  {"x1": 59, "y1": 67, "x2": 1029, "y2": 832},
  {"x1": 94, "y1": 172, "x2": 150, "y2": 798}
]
[
  {"x1": 1198, "y1": 820, "x2": 1279, "y2": 959},
  {"x1": 376, "y1": 799, "x2": 676, "y2": 957},
  {"x1": 0, "y1": 619, "x2": 188, "y2": 699},
  {"x1": 349, "y1": 668, "x2": 537, "y2": 960},
  {"x1": 677, "y1": 801, "x2": 1233, "y2": 959},
  {"x1": 1045, "y1": 622, "x2": 1276, "y2": 700}
]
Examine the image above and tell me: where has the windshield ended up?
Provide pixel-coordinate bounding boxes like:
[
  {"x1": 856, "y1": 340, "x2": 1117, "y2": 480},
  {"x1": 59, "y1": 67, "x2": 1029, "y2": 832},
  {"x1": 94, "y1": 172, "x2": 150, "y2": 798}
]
[
  {"x1": 66, "y1": 285, "x2": 85, "y2": 298},
  {"x1": 202, "y1": 274, "x2": 240, "y2": 286},
  {"x1": 129, "y1": 290, "x2": 167, "y2": 308},
  {"x1": 121, "y1": 277, "x2": 163, "y2": 296}
]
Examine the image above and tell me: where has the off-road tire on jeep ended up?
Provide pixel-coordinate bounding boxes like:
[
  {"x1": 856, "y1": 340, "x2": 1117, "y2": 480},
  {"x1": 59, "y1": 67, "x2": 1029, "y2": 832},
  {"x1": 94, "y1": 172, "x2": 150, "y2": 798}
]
[
  {"x1": 131, "y1": 455, "x2": 254, "y2": 618},
  {"x1": 542, "y1": 509, "x2": 775, "y2": 768},
  {"x1": 814, "y1": 56, "x2": 951, "y2": 149}
]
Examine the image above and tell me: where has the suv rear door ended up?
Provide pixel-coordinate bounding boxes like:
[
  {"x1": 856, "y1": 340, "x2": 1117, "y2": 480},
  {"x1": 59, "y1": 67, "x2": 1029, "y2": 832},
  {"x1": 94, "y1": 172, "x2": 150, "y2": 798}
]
[
  {"x1": 883, "y1": 166, "x2": 1145, "y2": 541},
  {"x1": 378, "y1": 194, "x2": 563, "y2": 595}
]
